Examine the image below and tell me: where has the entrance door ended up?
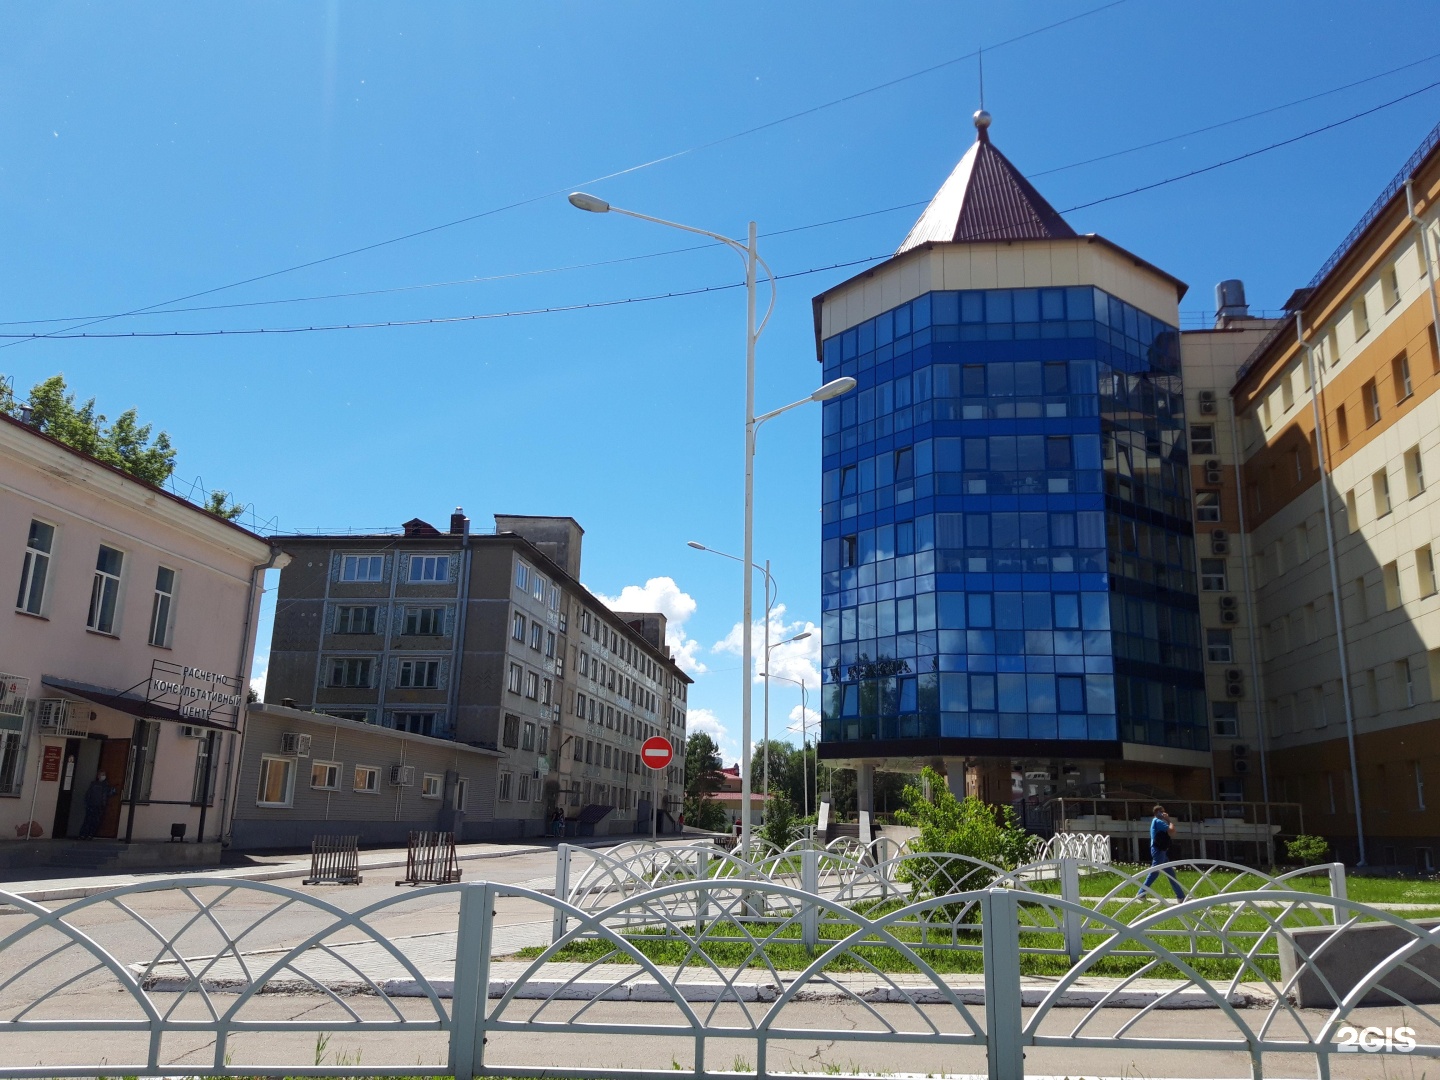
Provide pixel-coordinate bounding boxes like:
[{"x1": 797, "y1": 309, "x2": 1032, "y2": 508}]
[
  {"x1": 50, "y1": 738, "x2": 83, "y2": 839},
  {"x1": 96, "y1": 739, "x2": 130, "y2": 839}
]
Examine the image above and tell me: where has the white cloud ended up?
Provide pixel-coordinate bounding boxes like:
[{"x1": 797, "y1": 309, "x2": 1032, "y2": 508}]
[
  {"x1": 686, "y1": 707, "x2": 741, "y2": 768},
  {"x1": 784, "y1": 701, "x2": 821, "y2": 739},
  {"x1": 250, "y1": 655, "x2": 268, "y2": 701},
  {"x1": 593, "y1": 576, "x2": 707, "y2": 675},
  {"x1": 713, "y1": 603, "x2": 821, "y2": 689}
]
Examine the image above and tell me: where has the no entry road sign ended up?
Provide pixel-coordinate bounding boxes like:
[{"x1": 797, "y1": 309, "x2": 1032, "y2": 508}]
[{"x1": 641, "y1": 736, "x2": 673, "y2": 770}]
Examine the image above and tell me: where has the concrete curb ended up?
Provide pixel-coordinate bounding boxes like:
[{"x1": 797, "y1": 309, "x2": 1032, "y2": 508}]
[
  {"x1": 0, "y1": 836, "x2": 638, "y2": 903},
  {"x1": 138, "y1": 972, "x2": 1271, "y2": 1008}
]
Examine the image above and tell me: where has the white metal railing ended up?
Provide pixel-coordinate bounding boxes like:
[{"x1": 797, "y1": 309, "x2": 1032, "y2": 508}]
[{"x1": 0, "y1": 875, "x2": 1436, "y2": 1079}]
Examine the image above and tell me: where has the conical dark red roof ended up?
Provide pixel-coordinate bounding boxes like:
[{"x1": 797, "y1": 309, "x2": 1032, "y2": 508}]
[{"x1": 896, "y1": 112, "x2": 1075, "y2": 254}]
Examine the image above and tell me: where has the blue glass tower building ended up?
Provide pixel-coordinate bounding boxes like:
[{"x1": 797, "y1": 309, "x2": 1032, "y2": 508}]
[{"x1": 815, "y1": 113, "x2": 1209, "y2": 806}]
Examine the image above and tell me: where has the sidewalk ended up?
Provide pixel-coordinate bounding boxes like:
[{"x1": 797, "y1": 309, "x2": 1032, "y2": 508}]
[{"x1": 0, "y1": 833, "x2": 683, "y2": 903}]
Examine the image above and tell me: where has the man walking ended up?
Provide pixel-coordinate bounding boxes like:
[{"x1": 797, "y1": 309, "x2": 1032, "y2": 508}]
[
  {"x1": 1141, "y1": 804, "x2": 1186, "y2": 902},
  {"x1": 77, "y1": 771, "x2": 116, "y2": 840}
]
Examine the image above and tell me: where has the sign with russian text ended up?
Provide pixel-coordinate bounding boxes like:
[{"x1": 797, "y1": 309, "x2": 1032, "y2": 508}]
[
  {"x1": 40, "y1": 745, "x2": 62, "y2": 782},
  {"x1": 146, "y1": 660, "x2": 242, "y2": 725}
]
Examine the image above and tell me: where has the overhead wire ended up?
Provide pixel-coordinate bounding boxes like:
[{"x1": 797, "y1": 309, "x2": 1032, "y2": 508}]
[
  {"x1": 5, "y1": 49, "x2": 1440, "y2": 331},
  {"x1": 0, "y1": 1, "x2": 1128, "y2": 352},
  {"x1": 5, "y1": 77, "x2": 1437, "y2": 342}
]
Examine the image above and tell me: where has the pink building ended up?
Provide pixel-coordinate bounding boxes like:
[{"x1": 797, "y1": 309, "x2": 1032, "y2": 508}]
[{"x1": 0, "y1": 413, "x2": 280, "y2": 865}]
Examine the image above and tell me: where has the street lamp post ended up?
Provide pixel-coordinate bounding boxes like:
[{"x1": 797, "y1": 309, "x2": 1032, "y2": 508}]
[
  {"x1": 570, "y1": 191, "x2": 854, "y2": 856},
  {"x1": 771, "y1": 672, "x2": 810, "y2": 819},
  {"x1": 686, "y1": 542, "x2": 809, "y2": 809}
]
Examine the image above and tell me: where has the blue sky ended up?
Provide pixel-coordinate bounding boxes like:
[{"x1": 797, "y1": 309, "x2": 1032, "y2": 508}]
[{"x1": 2, "y1": 2, "x2": 1438, "y2": 766}]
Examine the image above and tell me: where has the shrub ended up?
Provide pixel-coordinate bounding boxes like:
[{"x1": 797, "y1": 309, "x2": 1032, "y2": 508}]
[
  {"x1": 894, "y1": 767, "x2": 1033, "y2": 896},
  {"x1": 1286, "y1": 834, "x2": 1331, "y2": 866},
  {"x1": 758, "y1": 794, "x2": 800, "y2": 850}
]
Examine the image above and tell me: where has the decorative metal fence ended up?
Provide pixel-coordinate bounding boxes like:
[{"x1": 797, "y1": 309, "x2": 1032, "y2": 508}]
[{"x1": 0, "y1": 875, "x2": 1436, "y2": 1079}]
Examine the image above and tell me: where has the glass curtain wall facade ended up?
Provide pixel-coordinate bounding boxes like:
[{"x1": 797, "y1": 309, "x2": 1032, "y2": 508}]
[{"x1": 819, "y1": 286, "x2": 1207, "y2": 756}]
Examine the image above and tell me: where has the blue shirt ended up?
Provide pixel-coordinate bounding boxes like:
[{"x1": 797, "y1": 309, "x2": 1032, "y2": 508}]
[{"x1": 1150, "y1": 816, "x2": 1171, "y2": 849}]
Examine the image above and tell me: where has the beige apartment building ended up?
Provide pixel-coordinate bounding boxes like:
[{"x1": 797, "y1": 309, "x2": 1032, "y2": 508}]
[
  {"x1": 262, "y1": 512, "x2": 689, "y2": 843},
  {"x1": 1222, "y1": 120, "x2": 1440, "y2": 866}
]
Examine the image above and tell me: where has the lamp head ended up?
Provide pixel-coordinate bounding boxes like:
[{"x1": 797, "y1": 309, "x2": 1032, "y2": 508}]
[
  {"x1": 790, "y1": 631, "x2": 811, "y2": 643},
  {"x1": 686, "y1": 541, "x2": 706, "y2": 551},
  {"x1": 811, "y1": 377, "x2": 857, "y2": 402},
  {"x1": 568, "y1": 191, "x2": 611, "y2": 213}
]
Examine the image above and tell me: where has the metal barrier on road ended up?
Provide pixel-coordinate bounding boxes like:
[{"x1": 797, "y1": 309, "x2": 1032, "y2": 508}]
[
  {"x1": 303, "y1": 833, "x2": 362, "y2": 885},
  {"x1": 0, "y1": 863, "x2": 1423, "y2": 1079}
]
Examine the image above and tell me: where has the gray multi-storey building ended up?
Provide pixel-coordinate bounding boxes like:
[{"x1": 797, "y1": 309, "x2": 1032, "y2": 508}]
[{"x1": 261, "y1": 511, "x2": 689, "y2": 840}]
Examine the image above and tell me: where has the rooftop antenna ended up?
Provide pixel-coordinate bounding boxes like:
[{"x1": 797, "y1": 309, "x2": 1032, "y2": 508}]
[{"x1": 978, "y1": 46, "x2": 984, "y2": 111}]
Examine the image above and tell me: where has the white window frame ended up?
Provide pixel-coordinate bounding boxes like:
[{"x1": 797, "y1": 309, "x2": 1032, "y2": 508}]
[
  {"x1": 512, "y1": 612, "x2": 526, "y2": 642},
  {"x1": 453, "y1": 777, "x2": 468, "y2": 810},
  {"x1": 518, "y1": 773, "x2": 531, "y2": 802},
  {"x1": 516, "y1": 563, "x2": 530, "y2": 592},
  {"x1": 1195, "y1": 491, "x2": 1221, "y2": 522},
  {"x1": 149, "y1": 565, "x2": 176, "y2": 647},
  {"x1": 328, "y1": 657, "x2": 374, "y2": 688},
  {"x1": 1205, "y1": 629, "x2": 1233, "y2": 664},
  {"x1": 340, "y1": 554, "x2": 385, "y2": 583},
  {"x1": 421, "y1": 773, "x2": 443, "y2": 799},
  {"x1": 404, "y1": 606, "x2": 445, "y2": 636},
  {"x1": 15, "y1": 519, "x2": 55, "y2": 616},
  {"x1": 335, "y1": 604, "x2": 378, "y2": 634},
  {"x1": 1200, "y1": 559, "x2": 1227, "y2": 591},
  {"x1": 498, "y1": 771, "x2": 514, "y2": 801},
  {"x1": 87, "y1": 544, "x2": 124, "y2": 635},
  {"x1": 408, "y1": 554, "x2": 450, "y2": 583},
  {"x1": 353, "y1": 765, "x2": 380, "y2": 794},
  {"x1": 507, "y1": 663, "x2": 522, "y2": 694},
  {"x1": 310, "y1": 760, "x2": 341, "y2": 791},
  {"x1": 257, "y1": 756, "x2": 295, "y2": 807},
  {"x1": 397, "y1": 659, "x2": 441, "y2": 689},
  {"x1": 524, "y1": 672, "x2": 539, "y2": 700}
]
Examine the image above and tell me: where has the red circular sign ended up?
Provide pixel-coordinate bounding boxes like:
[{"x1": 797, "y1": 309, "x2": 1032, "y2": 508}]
[{"x1": 640, "y1": 735, "x2": 673, "y2": 770}]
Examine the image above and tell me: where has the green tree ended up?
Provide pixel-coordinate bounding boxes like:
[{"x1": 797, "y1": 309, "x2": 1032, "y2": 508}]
[
  {"x1": 894, "y1": 766, "x2": 1034, "y2": 895},
  {"x1": 758, "y1": 793, "x2": 800, "y2": 849},
  {"x1": 683, "y1": 731, "x2": 729, "y2": 833},
  {"x1": 204, "y1": 489, "x2": 246, "y2": 521},
  {"x1": 8, "y1": 375, "x2": 177, "y2": 485}
]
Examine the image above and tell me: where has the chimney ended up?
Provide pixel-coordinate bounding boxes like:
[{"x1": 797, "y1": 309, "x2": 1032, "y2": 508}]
[
  {"x1": 450, "y1": 506, "x2": 470, "y2": 536},
  {"x1": 1214, "y1": 279, "x2": 1249, "y2": 325}
]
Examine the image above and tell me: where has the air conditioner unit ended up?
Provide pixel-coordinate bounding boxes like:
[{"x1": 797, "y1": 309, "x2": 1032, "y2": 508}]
[
  {"x1": 281, "y1": 732, "x2": 312, "y2": 757},
  {"x1": 1233, "y1": 758, "x2": 1252, "y2": 775},
  {"x1": 1220, "y1": 609, "x2": 1240, "y2": 625},
  {"x1": 179, "y1": 725, "x2": 208, "y2": 739},
  {"x1": 389, "y1": 764, "x2": 414, "y2": 787},
  {"x1": 1232, "y1": 744, "x2": 1250, "y2": 758},
  {"x1": 1224, "y1": 668, "x2": 1244, "y2": 683},
  {"x1": 1219, "y1": 595, "x2": 1239, "y2": 611},
  {"x1": 1213, "y1": 539, "x2": 1230, "y2": 555},
  {"x1": 0, "y1": 673, "x2": 29, "y2": 718},
  {"x1": 1225, "y1": 677, "x2": 1245, "y2": 699},
  {"x1": 1205, "y1": 459, "x2": 1221, "y2": 474},
  {"x1": 36, "y1": 699, "x2": 70, "y2": 728},
  {"x1": 1206, "y1": 469, "x2": 1224, "y2": 484},
  {"x1": 1198, "y1": 390, "x2": 1218, "y2": 415},
  {"x1": 1212, "y1": 529, "x2": 1229, "y2": 542}
]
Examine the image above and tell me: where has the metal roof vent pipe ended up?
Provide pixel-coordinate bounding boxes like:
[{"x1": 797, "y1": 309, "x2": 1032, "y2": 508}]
[
  {"x1": 450, "y1": 507, "x2": 470, "y2": 536},
  {"x1": 1215, "y1": 279, "x2": 1249, "y2": 326}
]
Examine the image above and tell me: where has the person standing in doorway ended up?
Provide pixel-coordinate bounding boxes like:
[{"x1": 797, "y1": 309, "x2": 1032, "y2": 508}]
[
  {"x1": 1141, "y1": 804, "x2": 1186, "y2": 902},
  {"x1": 77, "y1": 771, "x2": 116, "y2": 840}
]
